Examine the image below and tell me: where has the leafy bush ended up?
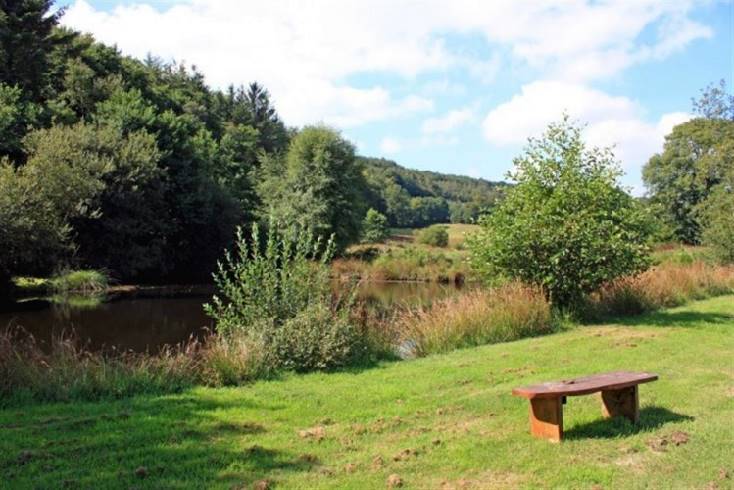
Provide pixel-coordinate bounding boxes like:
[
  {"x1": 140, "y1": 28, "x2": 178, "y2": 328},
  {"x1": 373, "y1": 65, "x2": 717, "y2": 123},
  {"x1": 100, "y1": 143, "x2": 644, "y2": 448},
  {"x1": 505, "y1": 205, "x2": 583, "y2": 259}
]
[
  {"x1": 398, "y1": 282, "x2": 555, "y2": 357},
  {"x1": 361, "y1": 208, "x2": 389, "y2": 243},
  {"x1": 205, "y1": 221, "x2": 364, "y2": 372},
  {"x1": 417, "y1": 224, "x2": 449, "y2": 247},
  {"x1": 469, "y1": 116, "x2": 653, "y2": 308}
]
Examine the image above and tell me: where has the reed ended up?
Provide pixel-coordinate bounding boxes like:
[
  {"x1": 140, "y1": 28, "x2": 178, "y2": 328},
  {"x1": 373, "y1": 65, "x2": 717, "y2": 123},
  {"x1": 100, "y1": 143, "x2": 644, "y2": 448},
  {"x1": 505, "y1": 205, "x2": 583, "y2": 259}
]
[
  {"x1": 397, "y1": 282, "x2": 555, "y2": 357},
  {"x1": 585, "y1": 262, "x2": 734, "y2": 318}
]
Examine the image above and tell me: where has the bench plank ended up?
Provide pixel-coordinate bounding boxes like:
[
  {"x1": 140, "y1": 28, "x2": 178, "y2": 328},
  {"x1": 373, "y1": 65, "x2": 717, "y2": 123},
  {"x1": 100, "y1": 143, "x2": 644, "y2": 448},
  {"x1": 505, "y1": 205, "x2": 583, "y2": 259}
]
[{"x1": 512, "y1": 371, "x2": 658, "y2": 399}]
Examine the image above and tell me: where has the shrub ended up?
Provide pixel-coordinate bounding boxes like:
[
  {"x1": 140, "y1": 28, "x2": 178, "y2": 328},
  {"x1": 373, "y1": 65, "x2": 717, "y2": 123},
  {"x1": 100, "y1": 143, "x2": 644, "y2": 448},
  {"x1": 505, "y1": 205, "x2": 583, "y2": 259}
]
[
  {"x1": 205, "y1": 221, "x2": 364, "y2": 372},
  {"x1": 398, "y1": 282, "x2": 555, "y2": 357},
  {"x1": 361, "y1": 208, "x2": 389, "y2": 243},
  {"x1": 469, "y1": 116, "x2": 652, "y2": 308},
  {"x1": 417, "y1": 224, "x2": 449, "y2": 247}
]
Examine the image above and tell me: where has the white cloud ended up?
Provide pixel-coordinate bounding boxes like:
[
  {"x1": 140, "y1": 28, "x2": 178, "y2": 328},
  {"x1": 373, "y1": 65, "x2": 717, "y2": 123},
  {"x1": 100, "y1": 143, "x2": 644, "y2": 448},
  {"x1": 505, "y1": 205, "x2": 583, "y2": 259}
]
[
  {"x1": 482, "y1": 80, "x2": 691, "y2": 190},
  {"x1": 379, "y1": 137, "x2": 402, "y2": 154},
  {"x1": 422, "y1": 107, "x2": 475, "y2": 134},
  {"x1": 62, "y1": 0, "x2": 711, "y2": 128}
]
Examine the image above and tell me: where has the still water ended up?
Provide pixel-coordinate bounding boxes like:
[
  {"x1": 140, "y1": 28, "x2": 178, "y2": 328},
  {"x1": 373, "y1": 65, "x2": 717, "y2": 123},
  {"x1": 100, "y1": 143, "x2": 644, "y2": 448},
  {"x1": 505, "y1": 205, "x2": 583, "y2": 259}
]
[{"x1": 0, "y1": 282, "x2": 467, "y2": 352}]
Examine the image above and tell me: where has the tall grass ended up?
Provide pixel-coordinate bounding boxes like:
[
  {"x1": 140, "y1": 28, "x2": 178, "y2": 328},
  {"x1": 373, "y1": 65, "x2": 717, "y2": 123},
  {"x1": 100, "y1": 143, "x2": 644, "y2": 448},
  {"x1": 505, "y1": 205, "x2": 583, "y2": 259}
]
[
  {"x1": 398, "y1": 282, "x2": 556, "y2": 357},
  {"x1": 585, "y1": 262, "x2": 734, "y2": 318},
  {"x1": 50, "y1": 269, "x2": 109, "y2": 294},
  {"x1": 0, "y1": 329, "x2": 266, "y2": 407}
]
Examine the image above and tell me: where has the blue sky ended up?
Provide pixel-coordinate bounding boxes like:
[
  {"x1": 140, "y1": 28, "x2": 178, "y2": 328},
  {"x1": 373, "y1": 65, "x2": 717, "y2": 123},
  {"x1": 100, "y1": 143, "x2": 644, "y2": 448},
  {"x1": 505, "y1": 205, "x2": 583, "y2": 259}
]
[{"x1": 62, "y1": 0, "x2": 733, "y2": 194}]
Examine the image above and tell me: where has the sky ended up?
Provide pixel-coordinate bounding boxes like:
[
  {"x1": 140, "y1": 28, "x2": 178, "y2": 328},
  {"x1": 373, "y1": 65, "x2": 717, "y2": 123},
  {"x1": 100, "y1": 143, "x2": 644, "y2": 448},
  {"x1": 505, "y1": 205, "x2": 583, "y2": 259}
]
[{"x1": 61, "y1": 0, "x2": 733, "y2": 194}]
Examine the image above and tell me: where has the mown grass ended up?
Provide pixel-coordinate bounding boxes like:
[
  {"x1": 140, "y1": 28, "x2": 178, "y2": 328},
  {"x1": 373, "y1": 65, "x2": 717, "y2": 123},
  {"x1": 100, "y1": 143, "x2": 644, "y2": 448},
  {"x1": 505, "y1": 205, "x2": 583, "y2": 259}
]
[{"x1": 1, "y1": 295, "x2": 732, "y2": 489}]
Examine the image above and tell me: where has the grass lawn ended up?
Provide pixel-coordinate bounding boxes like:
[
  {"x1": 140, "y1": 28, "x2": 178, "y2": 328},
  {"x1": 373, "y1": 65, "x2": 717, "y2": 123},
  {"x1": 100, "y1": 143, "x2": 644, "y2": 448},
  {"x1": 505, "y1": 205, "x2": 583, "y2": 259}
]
[{"x1": 2, "y1": 296, "x2": 732, "y2": 489}]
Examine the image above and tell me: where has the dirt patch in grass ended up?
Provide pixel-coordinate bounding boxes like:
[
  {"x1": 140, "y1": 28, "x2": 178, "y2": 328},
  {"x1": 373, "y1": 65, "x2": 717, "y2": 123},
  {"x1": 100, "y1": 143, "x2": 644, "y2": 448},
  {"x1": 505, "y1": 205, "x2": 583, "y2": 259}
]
[{"x1": 646, "y1": 431, "x2": 690, "y2": 452}]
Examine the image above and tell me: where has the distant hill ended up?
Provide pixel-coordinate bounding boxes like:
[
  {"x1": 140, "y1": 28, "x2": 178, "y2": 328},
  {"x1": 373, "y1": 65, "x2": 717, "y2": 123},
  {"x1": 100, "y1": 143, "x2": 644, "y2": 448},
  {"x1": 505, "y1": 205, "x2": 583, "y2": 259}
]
[{"x1": 358, "y1": 157, "x2": 509, "y2": 226}]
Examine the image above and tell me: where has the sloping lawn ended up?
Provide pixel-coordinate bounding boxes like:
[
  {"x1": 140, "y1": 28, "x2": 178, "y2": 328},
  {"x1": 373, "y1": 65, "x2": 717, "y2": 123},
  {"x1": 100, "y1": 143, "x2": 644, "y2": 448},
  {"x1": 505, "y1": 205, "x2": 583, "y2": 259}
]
[{"x1": 1, "y1": 296, "x2": 732, "y2": 489}]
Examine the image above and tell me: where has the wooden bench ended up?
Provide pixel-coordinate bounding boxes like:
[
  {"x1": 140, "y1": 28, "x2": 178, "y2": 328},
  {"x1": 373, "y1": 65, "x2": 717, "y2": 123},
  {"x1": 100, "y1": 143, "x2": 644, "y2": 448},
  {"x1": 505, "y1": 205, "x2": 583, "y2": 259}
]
[{"x1": 512, "y1": 371, "x2": 658, "y2": 442}]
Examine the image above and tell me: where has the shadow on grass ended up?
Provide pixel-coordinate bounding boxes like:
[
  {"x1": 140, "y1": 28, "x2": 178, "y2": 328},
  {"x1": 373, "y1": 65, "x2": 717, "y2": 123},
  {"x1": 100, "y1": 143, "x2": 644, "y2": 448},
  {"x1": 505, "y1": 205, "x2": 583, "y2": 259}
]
[
  {"x1": 584, "y1": 310, "x2": 734, "y2": 328},
  {"x1": 565, "y1": 406, "x2": 694, "y2": 440},
  {"x1": 620, "y1": 311, "x2": 734, "y2": 328},
  {"x1": 0, "y1": 392, "x2": 317, "y2": 488}
]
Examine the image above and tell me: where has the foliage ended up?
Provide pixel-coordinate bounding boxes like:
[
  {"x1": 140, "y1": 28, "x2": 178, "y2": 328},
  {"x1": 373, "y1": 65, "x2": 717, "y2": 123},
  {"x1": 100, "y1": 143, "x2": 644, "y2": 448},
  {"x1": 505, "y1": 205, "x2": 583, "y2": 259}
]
[
  {"x1": 259, "y1": 126, "x2": 368, "y2": 251},
  {"x1": 22, "y1": 123, "x2": 171, "y2": 277},
  {"x1": 643, "y1": 118, "x2": 734, "y2": 244},
  {"x1": 417, "y1": 224, "x2": 449, "y2": 247},
  {"x1": 699, "y1": 178, "x2": 734, "y2": 264},
  {"x1": 0, "y1": 159, "x2": 71, "y2": 288},
  {"x1": 0, "y1": 1, "x2": 66, "y2": 102},
  {"x1": 469, "y1": 116, "x2": 653, "y2": 308},
  {"x1": 399, "y1": 282, "x2": 555, "y2": 357},
  {"x1": 362, "y1": 156, "x2": 506, "y2": 226},
  {"x1": 361, "y1": 208, "x2": 389, "y2": 243},
  {"x1": 692, "y1": 79, "x2": 734, "y2": 121},
  {"x1": 205, "y1": 222, "x2": 364, "y2": 371}
]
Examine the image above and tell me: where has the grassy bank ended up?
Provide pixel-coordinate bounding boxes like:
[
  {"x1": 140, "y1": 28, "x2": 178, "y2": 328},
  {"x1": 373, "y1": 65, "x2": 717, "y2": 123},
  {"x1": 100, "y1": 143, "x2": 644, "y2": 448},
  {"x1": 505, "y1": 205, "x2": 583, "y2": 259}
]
[
  {"x1": 333, "y1": 224, "x2": 478, "y2": 282},
  {"x1": 12, "y1": 269, "x2": 109, "y2": 296},
  {"x1": 1, "y1": 295, "x2": 732, "y2": 488},
  {"x1": 3, "y1": 262, "x2": 733, "y2": 406}
]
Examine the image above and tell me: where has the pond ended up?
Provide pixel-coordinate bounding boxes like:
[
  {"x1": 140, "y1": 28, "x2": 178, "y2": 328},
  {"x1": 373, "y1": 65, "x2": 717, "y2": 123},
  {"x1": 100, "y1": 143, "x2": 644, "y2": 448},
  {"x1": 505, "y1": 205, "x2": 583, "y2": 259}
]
[{"x1": 0, "y1": 281, "x2": 470, "y2": 353}]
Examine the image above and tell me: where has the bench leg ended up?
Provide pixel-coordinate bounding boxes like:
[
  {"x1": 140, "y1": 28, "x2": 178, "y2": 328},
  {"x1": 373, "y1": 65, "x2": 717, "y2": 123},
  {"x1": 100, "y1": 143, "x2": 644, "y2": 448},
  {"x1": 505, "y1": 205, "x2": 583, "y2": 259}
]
[
  {"x1": 600, "y1": 385, "x2": 639, "y2": 423},
  {"x1": 529, "y1": 397, "x2": 563, "y2": 442}
]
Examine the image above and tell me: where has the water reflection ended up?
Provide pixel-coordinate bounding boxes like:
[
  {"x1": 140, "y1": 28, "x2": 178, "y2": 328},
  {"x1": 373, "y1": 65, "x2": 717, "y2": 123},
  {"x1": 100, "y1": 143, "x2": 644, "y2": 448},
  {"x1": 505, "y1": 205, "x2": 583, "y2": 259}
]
[{"x1": 0, "y1": 281, "x2": 469, "y2": 352}]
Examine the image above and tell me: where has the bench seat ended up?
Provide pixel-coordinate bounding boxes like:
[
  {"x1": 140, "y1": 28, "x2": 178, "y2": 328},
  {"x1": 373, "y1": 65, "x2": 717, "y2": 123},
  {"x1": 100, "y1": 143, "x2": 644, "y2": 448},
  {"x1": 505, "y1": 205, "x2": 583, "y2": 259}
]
[{"x1": 512, "y1": 371, "x2": 658, "y2": 442}]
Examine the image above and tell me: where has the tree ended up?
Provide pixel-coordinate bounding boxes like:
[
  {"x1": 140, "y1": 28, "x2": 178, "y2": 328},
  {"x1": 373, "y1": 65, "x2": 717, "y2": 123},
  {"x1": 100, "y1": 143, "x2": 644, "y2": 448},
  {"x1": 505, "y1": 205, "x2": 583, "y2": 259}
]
[
  {"x1": 259, "y1": 126, "x2": 368, "y2": 251},
  {"x1": 22, "y1": 123, "x2": 170, "y2": 278},
  {"x1": 643, "y1": 118, "x2": 734, "y2": 244},
  {"x1": 0, "y1": 159, "x2": 70, "y2": 293},
  {"x1": 469, "y1": 117, "x2": 652, "y2": 308},
  {"x1": 0, "y1": 0, "x2": 65, "y2": 101},
  {"x1": 692, "y1": 79, "x2": 734, "y2": 121},
  {"x1": 361, "y1": 208, "x2": 389, "y2": 243},
  {"x1": 699, "y1": 174, "x2": 734, "y2": 264},
  {"x1": 0, "y1": 83, "x2": 37, "y2": 161}
]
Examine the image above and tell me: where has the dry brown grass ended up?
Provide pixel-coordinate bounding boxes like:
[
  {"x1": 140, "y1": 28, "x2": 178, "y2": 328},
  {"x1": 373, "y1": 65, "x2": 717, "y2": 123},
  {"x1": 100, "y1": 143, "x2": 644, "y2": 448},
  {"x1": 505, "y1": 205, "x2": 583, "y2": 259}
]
[
  {"x1": 586, "y1": 262, "x2": 734, "y2": 318},
  {"x1": 397, "y1": 282, "x2": 555, "y2": 357}
]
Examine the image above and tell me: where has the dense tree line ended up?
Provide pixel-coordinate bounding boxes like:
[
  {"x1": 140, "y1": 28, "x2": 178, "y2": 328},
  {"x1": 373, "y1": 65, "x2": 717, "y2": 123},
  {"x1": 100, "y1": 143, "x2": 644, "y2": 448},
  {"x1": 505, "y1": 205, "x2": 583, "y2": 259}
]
[
  {"x1": 361, "y1": 157, "x2": 508, "y2": 227},
  {"x1": 0, "y1": 1, "x2": 499, "y2": 294}
]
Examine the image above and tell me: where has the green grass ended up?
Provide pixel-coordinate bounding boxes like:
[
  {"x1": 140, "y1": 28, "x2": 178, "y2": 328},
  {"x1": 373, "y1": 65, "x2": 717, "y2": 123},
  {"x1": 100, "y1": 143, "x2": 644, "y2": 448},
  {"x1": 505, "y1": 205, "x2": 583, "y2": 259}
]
[
  {"x1": 12, "y1": 270, "x2": 110, "y2": 296},
  {"x1": 335, "y1": 224, "x2": 479, "y2": 282},
  {"x1": 49, "y1": 269, "x2": 109, "y2": 294},
  {"x1": 2, "y1": 296, "x2": 732, "y2": 489}
]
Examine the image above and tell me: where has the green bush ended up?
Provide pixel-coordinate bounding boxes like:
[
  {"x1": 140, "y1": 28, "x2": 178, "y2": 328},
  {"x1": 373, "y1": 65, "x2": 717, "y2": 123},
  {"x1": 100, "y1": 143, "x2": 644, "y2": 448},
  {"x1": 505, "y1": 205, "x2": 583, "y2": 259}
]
[
  {"x1": 205, "y1": 221, "x2": 364, "y2": 372},
  {"x1": 469, "y1": 116, "x2": 653, "y2": 308},
  {"x1": 361, "y1": 208, "x2": 389, "y2": 243},
  {"x1": 417, "y1": 224, "x2": 449, "y2": 247}
]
